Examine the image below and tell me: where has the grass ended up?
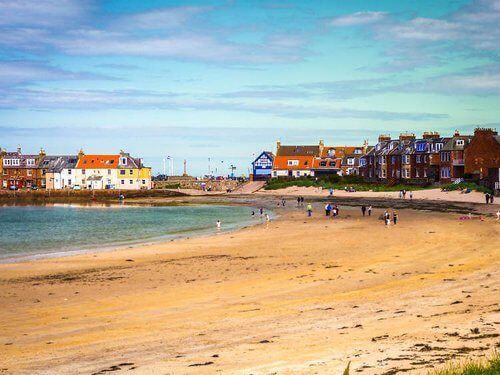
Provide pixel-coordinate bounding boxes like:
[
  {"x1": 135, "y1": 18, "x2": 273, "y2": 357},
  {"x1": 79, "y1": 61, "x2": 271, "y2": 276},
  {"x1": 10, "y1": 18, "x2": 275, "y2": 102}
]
[
  {"x1": 264, "y1": 178, "x2": 432, "y2": 192},
  {"x1": 442, "y1": 182, "x2": 492, "y2": 194},
  {"x1": 428, "y1": 353, "x2": 500, "y2": 375},
  {"x1": 340, "y1": 353, "x2": 499, "y2": 375}
]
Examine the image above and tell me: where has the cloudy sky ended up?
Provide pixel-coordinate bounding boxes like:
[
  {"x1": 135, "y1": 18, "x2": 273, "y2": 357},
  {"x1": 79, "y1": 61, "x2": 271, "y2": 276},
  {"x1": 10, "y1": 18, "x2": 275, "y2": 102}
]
[{"x1": 1, "y1": 0, "x2": 499, "y2": 175}]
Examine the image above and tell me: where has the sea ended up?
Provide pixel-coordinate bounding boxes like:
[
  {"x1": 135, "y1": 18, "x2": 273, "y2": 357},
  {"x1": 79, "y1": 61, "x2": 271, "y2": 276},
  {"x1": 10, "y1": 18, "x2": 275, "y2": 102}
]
[{"x1": 0, "y1": 204, "x2": 262, "y2": 261}]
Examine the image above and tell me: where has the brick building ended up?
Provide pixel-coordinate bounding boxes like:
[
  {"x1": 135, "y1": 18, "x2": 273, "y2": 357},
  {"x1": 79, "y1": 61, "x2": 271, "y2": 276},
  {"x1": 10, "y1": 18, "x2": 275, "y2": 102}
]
[{"x1": 464, "y1": 128, "x2": 500, "y2": 179}]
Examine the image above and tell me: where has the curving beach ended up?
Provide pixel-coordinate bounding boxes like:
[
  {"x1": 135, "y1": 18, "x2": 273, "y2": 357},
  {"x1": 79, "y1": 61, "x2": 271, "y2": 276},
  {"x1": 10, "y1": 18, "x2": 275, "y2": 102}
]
[{"x1": 0, "y1": 196, "x2": 499, "y2": 374}]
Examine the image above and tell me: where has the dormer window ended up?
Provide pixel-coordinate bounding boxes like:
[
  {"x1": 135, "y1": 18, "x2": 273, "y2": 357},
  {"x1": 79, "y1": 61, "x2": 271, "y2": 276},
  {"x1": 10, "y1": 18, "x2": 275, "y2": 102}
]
[
  {"x1": 456, "y1": 140, "x2": 464, "y2": 146},
  {"x1": 435, "y1": 143, "x2": 443, "y2": 151},
  {"x1": 415, "y1": 143, "x2": 427, "y2": 152},
  {"x1": 120, "y1": 157, "x2": 127, "y2": 165}
]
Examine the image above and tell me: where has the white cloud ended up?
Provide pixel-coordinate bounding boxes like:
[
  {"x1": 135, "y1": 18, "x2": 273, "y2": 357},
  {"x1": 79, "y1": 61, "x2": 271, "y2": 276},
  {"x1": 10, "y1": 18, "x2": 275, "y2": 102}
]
[
  {"x1": 0, "y1": 0, "x2": 88, "y2": 27},
  {"x1": 329, "y1": 11, "x2": 387, "y2": 26}
]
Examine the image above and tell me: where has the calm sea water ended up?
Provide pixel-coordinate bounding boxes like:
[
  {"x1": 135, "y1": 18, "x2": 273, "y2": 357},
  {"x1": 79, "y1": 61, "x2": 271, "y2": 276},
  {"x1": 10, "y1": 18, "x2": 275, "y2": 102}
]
[{"x1": 0, "y1": 204, "x2": 261, "y2": 261}]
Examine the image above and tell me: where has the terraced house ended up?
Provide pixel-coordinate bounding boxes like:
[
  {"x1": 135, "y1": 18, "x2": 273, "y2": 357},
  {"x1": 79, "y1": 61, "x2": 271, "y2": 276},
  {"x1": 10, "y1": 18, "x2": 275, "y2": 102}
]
[
  {"x1": 1, "y1": 147, "x2": 45, "y2": 189},
  {"x1": 116, "y1": 151, "x2": 152, "y2": 190}
]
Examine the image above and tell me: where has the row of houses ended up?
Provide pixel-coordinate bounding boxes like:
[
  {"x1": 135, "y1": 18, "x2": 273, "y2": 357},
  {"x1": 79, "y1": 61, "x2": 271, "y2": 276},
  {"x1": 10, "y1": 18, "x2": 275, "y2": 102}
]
[
  {"x1": 0, "y1": 148, "x2": 152, "y2": 190},
  {"x1": 252, "y1": 127, "x2": 500, "y2": 186},
  {"x1": 359, "y1": 128, "x2": 500, "y2": 185},
  {"x1": 252, "y1": 140, "x2": 369, "y2": 179}
]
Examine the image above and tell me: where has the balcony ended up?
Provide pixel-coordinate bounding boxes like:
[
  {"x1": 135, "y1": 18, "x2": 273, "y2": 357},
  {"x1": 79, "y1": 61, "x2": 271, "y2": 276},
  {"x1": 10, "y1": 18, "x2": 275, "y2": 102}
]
[{"x1": 452, "y1": 159, "x2": 464, "y2": 166}]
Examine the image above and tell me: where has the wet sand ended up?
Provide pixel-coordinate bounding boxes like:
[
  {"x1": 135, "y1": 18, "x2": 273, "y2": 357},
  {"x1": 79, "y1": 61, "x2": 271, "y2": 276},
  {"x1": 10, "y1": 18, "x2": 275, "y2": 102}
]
[{"x1": 0, "y1": 203, "x2": 499, "y2": 374}]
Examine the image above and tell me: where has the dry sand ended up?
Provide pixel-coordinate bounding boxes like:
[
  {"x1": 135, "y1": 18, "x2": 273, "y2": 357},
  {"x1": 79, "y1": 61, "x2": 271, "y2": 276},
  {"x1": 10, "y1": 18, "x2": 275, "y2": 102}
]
[
  {"x1": 256, "y1": 186, "x2": 498, "y2": 205},
  {"x1": 0, "y1": 204, "x2": 499, "y2": 374}
]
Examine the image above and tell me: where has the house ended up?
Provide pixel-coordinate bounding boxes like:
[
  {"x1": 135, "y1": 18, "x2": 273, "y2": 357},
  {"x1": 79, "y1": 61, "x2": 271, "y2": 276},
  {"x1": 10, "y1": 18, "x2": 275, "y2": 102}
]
[
  {"x1": 252, "y1": 151, "x2": 274, "y2": 180},
  {"x1": 439, "y1": 131, "x2": 472, "y2": 183},
  {"x1": 272, "y1": 140, "x2": 322, "y2": 178},
  {"x1": 464, "y1": 128, "x2": 500, "y2": 179},
  {"x1": 75, "y1": 153, "x2": 120, "y2": 190},
  {"x1": 41, "y1": 155, "x2": 79, "y2": 189},
  {"x1": 1, "y1": 147, "x2": 44, "y2": 189},
  {"x1": 312, "y1": 143, "x2": 367, "y2": 177},
  {"x1": 116, "y1": 151, "x2": 152, "y2": 190}
]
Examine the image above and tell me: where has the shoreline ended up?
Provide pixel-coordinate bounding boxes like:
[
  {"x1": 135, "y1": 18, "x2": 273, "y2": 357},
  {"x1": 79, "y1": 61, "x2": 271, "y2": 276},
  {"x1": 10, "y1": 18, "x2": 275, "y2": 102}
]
[{"x1": 0, "y1": 202, "x2": 273, "y2": 264}]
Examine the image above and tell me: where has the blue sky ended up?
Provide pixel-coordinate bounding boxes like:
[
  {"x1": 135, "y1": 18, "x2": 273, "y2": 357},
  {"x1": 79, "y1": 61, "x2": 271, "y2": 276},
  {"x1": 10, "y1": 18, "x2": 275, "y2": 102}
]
[{"x1": 1, "y1": 0, "x2": 499, "y2": 175}]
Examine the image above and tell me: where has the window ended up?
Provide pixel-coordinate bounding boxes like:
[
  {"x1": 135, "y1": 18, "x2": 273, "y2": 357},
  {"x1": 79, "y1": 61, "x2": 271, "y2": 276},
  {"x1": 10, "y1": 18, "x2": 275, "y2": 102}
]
[
  {"x1": 382, "y1": 169, "x2": 386, "y2": 178},
  {"x1": 435, "y1": 143, "x2": 443, "y2": 151},
  {"x1": 320, "y1": 161, "x2": 326, "y2": 167},
  {"x1": 120, "y1": 170, "x2": 126, "y2": 175},
  {"x1": 287, "y1": 160, "x2": 299, "y2": 166},
  {"x1": 327, "y1": 149, "x2": 335, "y2": 157},
  {"x1": 121, "y1": 179, "x2": 125, "y2": 184},
  {"x1": 27, "y1": 159, "x2": 35, "y2": 166},
  {"x1": 142, "y1": 180, "x2": 146, "y2": 184},
  {"x1": 69, "y1": 169, "x2": 73, "y2": 175},
  {"x1": 68, "y1": 179, "x2": 72, "y2": 185},
  {"x1": 121, "y1": 157, "x2": 127, "y2": 165},
  {"x1": 329, "y1": 161, "x2": 336, "y2": 167},
  {"x1": 2, "y1": 170, "x2": 7, "y2": 175},
  {"x1": 404, "y1": 169, "x2": 410, "y2": 178},
  {"x1": 359, "y1": 159, "x2": 366, "y2": 166},
  {"x1": 416, "y1": 170, "x2": 419, "y2": 178},
  {"x1": 423, "y1": 169, "x2": 427, "y2": 177},
  {"x1": 456, "y1": 139, "x2": 464, "y2": 146},
  {"x1": 129, "y1": 180, "x2": 133, "y2": 184},
  {"x1": 391, "y1": 156, "x2": 396, "y2": 164},
  {"x1": 416, "y1": 143, "x2": 427, "y2": 152},
  {"x1": 129, "y1": 169, "x2": 133, "y2": 175},
  {"x1": 304, "y1": 161, "x2": 308, "y2": 166},
  {"x1": 403, "y1": 155, "x2": 410, "y2": 164},
  {"x1": 27, "y1": 169, "x2": 32, "y2": 176},
  {"x1": 354, "y1": 148, "x2": 362, "y2": 154},
  {"x1": 273, "y1": 171, "x2": 277, "y2": 177},
  {"x1": 296, "y1": 171, "x2": 300, "y2": 176},
  {"x1": 347, "y1": 158, "x2": 354, "y2": 165},
  {"x1": 416, "y1": 155, "x2": 421, "y2": 163}
]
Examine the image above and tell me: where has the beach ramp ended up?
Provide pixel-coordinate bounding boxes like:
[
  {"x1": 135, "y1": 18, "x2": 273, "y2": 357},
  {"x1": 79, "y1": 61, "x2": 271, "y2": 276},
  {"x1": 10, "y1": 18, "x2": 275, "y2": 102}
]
[{"x1": 229, "y1": 181, "x2": 266, "y2": 194}]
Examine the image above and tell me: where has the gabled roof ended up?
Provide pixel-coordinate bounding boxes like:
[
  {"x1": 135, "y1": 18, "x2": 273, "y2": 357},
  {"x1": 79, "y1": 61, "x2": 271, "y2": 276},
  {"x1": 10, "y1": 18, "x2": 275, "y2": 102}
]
[
  {"x1": 277, "y1": 145, "x2": 320, "y2": 157},
  {"x1": 273, "y1": 155, "x2": 314, "y2": 170},
  {"x1": 442, "y1": 136, "x2": 473, "y2": 151},
  {"x1": 312, "y1": 157, "x2": 340, "y2": 169},
  {"x1": 77, "y1": 155, "x2": 119, "y2": 169},
  {"x1": 2, "y1": 152, "x2": 39, "y2": 168},
  {"x1": 253, "y1": 151, "x2": 274, "y2": 163}
]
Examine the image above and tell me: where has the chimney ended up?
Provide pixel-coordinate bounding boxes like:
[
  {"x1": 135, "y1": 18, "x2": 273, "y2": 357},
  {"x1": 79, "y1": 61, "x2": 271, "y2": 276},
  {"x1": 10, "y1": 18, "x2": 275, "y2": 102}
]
[
  {"x1": 453, "y1": 130, "x2": 460, "y2": 137},
  {"x1": 319, "y1": 139, "x2": 324, "y2": 155},
  {"x1": 39, "y1": 147, "x2": 46, "y2": 159},
  {"x1": 17, "y1": 145, "x2": 22, "y2": 155},
  {"x1": 474, "y1": 127, "x2": 497, "y2": 136},
  {"x1": 276, "y1": 140, "x2": 281, "y2": 153},
  {"x1": 378, "y1": 134, "x2": 391, "y2": 143},
  {"x1": 422, "y1": 131, "x2": 440, "y2": 139},
  {"x1": 399, "y1": 132, "x2": 416, "y2": 142},
  {"x1": 78, "y1": 149, "x2": 85, "y2": 160}
]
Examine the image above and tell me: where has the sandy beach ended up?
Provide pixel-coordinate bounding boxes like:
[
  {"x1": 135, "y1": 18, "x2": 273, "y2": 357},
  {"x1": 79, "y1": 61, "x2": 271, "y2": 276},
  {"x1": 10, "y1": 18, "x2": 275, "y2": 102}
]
[
  {"x1": 0, "y1": 201, "x2": 499, "y2": 374},
  {"x1": 256, "y1": 186, "x2": 499, "y2": 205}
]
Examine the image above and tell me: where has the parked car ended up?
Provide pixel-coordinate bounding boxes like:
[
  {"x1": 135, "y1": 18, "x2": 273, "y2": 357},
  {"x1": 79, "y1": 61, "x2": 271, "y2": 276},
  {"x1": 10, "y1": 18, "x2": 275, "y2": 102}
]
[
  {"x1": 73, "y1": 185, "x2": 82, "y2": 190},
  {"x1": 9, "y1": 185, "x2": 18, "y2": 191},
  {"x1": 31, "y1": 184, "x2": 38, "y2": 190}
]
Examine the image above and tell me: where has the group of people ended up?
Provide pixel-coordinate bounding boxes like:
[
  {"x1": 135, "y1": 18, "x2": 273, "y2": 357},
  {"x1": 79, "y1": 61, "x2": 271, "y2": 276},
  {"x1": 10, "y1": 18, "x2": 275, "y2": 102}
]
[
  {"x1": 360, "y1": 205, "x2": 372, "y2": 216},
  {"x1": 296, "y1": 196, "x2": 306, "y2": 206},
  {"x1": 399, "y1": 189, "x2": 413, "y2": 200},
  {"x1": 383, "y1": 210, "x2": 398, "y2": 226},
  {"x1": 324, "y1": 203, "x2": 340, "y2": 217},
  {"x1": 485, "y1": 193, "x2": 495, "y2": 204}
]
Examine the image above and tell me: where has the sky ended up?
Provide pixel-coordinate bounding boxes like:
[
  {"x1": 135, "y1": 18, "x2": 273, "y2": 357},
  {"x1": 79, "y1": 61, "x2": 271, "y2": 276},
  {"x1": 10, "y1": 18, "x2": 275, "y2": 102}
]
[{"x1": 0, "y1": 0, "x2": 499, "y2": 176}]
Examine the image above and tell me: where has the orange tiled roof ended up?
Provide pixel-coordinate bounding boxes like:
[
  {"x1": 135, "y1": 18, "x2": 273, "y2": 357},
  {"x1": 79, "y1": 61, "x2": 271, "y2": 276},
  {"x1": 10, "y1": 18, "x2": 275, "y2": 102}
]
[
  {"x1": 76, "y1": 155, "x2": 119, "y2": 169},
  {"x1": 312, "y1": 158, "x2": 341, "y2": 169},
  {"x1": 320, "y1": 146, "x2": 362, "y2": 158},
  {"x1": 273, "y1": 155, "x2": 314, "y2": 170}
]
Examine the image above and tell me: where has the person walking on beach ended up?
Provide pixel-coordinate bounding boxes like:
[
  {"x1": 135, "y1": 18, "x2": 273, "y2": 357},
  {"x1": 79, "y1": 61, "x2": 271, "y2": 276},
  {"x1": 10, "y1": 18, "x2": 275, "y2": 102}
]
[
  {"x1": 282, "y1": 198, "x2": 286, "y2": 207},
  {"x1": 399, "y1": 190, "x2": 403, "y2": 199},
  {"x1": 393, "y1": 210, "x2": 398, "y2": 225},
  {"x1": 307, "y1": 203, "x2": 313, "y2": 217},
  {"x1": 361, "y1": 205, "x2": 366, "y2": 216},
  {"x1": 409, "y1": 191, "x2": 413, "y2": 200},
  {"x1": 297, "y1": 196, "x2": 301, "y2": 207},
  {"x1": 485, "y1": 193, "x2": 490, "y2": 204},
  {"x1": 259, "y1": 207, "x2": 264, "y2": 216},
  {"x1": 265, "y1": 213, "x2": 270, "y2": 222},
  {"x1": 329, "y1": 188, "x2": 334, "y2": 196},
  {"x1": 325, "y1": 203, "x2": 331, "y2": 216},
  {"x1": 403, "y1": 189, "x2": 406, "y2": 199},
  {"x1": 496, "y1": 210, "x2": 500, "y2": 221},
  {"x1": 368, "y1": 205, "x2": 372, "y2": 216},
  {"x1": 216, "y1": 220, "x2": 221, "y2": 230},
  {"x1": 491, "y1": 195, "x2": 494, "y2": 204}
]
